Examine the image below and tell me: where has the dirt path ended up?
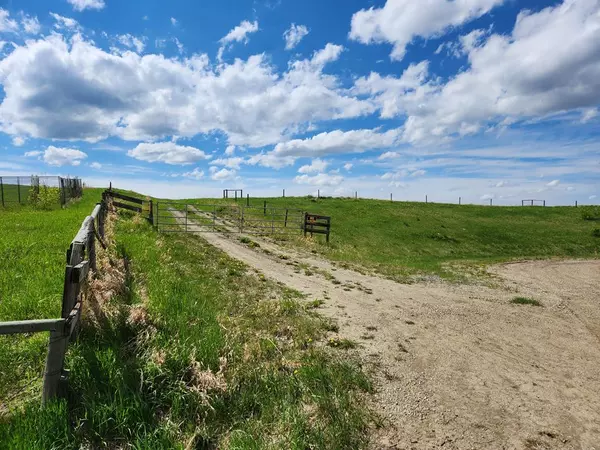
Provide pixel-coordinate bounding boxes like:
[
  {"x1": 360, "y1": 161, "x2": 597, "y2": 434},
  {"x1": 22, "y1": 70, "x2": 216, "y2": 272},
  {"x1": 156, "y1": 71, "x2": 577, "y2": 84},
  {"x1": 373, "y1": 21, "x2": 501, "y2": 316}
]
[{"x1": 171, "y1": 210, "x2": 600, "y2": 449}]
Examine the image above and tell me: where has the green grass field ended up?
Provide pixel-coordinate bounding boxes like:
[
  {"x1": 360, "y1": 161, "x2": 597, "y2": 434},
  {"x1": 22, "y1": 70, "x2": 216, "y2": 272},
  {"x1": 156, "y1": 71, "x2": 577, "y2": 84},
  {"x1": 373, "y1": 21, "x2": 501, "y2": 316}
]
[
  {"x1": 0, "y1": 189, "x2": 104, "y2": 404},
  {"x1": 176, "y1": 196, "x2": 600, "y2": 281},
  {"x1": 0, "y1": 195, "x2": 372, "y2": 448}
]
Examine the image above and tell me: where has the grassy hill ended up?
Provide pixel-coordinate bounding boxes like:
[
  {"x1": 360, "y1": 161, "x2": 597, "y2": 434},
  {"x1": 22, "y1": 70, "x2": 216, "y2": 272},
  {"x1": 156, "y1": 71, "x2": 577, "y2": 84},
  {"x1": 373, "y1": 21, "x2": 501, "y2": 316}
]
[{"x1": 179, "y1": 196, "x2": 600, "y2": 281}]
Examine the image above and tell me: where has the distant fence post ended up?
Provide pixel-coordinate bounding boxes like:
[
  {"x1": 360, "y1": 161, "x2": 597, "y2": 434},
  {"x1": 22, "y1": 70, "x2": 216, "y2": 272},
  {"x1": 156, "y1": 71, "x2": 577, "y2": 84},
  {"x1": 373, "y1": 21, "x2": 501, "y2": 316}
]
[
  {"x1": 425, "y1": 195, "x2": 428, "y2": 204},
  {"x1": 284, "y1": 209, "x2": 288, "y2": 227},
  {"x1": 575, "y1": 200, "x2": 578, "y2": 208},
  {"x1": 0, "y1": 176, "x2": 4, "y2": 207},
  {"x1": 263, "y1": 200, "x2": 267, "y2": 216},
  {"x1": 543, "y1": 200, "x2": 546, "y2": 207},
  {"x1": 148, "y1": 199, "x2": 154, "y2": 225},
  {"x1": 355, "y1": 191, "x2": 357, "y2": 199},
  {"x1": 490, "y1": 199, "x2": 492, "y2": 206},
  {"x1": 317, "y1": 189, "x2": 320, "y2": 199},
  {"x1": 459, "y1": 197, "x2": 461, "y2": 205},
  {"x1": 390, "y1": 193, "x2": 393, "y2": 202}
]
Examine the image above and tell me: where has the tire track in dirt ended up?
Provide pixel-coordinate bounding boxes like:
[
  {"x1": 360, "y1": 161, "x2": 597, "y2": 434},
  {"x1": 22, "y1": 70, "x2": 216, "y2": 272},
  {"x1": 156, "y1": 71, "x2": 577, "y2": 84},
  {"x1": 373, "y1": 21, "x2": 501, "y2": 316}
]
[{"x1": 169, "y1": 209, "x2": 600, "y2": 449}]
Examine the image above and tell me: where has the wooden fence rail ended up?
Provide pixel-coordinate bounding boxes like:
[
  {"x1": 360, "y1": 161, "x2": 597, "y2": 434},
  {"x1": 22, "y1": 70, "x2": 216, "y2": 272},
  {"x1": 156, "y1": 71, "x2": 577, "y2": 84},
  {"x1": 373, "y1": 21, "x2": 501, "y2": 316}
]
[{"x1": 0, "y1": 199, "x2": 107, "y2": 404}]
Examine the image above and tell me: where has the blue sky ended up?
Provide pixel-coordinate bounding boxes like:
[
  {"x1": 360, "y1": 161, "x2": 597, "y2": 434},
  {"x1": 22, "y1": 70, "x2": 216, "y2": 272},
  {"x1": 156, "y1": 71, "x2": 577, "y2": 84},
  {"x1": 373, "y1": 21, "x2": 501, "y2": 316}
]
[{"x1": 0, "y1": 0, "x2": 598, "y2": 204}]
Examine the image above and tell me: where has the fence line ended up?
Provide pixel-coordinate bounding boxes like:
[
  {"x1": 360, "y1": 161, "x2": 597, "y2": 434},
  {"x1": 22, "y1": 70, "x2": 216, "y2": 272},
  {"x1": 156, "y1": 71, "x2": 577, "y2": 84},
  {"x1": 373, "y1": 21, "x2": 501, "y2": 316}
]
[
  {"x1": 0, "y1": 199, "x2": 107, "y2": 404},
  {"x1": 0, "y1": 175, "x2": 83, "y2": 207}
]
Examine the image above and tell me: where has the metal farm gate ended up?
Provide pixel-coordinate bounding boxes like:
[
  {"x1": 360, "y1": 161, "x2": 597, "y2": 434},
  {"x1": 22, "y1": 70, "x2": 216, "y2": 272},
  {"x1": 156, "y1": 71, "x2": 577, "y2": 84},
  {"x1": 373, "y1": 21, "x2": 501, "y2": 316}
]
[{"x1": 155, "y1": 202, "x2": 305, "y2": 235}]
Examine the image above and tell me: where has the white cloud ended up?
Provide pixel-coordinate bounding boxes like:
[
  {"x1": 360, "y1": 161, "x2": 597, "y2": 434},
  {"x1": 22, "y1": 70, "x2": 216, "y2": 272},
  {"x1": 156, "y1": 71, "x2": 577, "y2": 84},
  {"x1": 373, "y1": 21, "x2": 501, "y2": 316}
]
[
  {"x1": 356, "y1": 0, "x2": 600, "y2": 144},
  {"x1": 0, "y1": 8, "x2": 18, "y2": 33},
  {"x1": 12, "y1": 136, "x2": 25, "y2": 146},
  {"x1": 349, "y1": 0, "x2": 503, "y2": 61},
  {"x1": 212, "y1": 156, "x2": 244, "y2": 170},
  {"x1": 378, "y1": 151, "x2": 400, "y2": 160},
  {"x1": 173, "y1": 37, "x2": 184, "y2": 54},
  {"x1": 67, "y1": 0, "x2": 105, "y2": 11},
  {"x1": 183, "y1": 167, "x2": 204, "y2": 180},
  {"x1": 90, "y1": 162, "x2": 102, "y2": 169},
  {"x1": 225, "y1": 145, "x2": 236, "y2": 156},
  {"x1": 546, "y1": 179, "x2": 560, "y2": 187},
  {"x1": 0, "y1": 36, "x2": 372, "y2": 147},
  {"x1": 128, "y1": 142, "x2": 210, "y2": 165},
  {"x1": 24, "y1": 150, "x2": 42, "y2": 157},
  {"x1": 311, "y1": 43, "x2": 344, "y2": 66},
  {"x1": 170, "y1": 17, "x2": 178, "y2": 26},
  {"x1": 298, "y1": 158, "x2": 328, "y2": 173},
  {"x1": 118, "y1": 34, "x2": 145, "y2": 53},
  {"x1": 209, "y1": 166, "x2": 237, "y2": 181},
  {"x1": 590, "y1": 195, "x2": 597, "y2": 200},
  {"x1": 294, "y1": 173, "x2": 344, "y2": 187},
  {"x1": 218, "y1": 20, "x2": 259, "y2": 60},
  {"x1": 43, "y1": 146, "x2": 87, "y2": 166},
  {"x1": 343, "y1": 163, "x2": 353, "y2": 171},
  {"x1": 283, "y1": 23, "x2": 309, "y2": 50},
  {"x1": 246, "y1": 152, "x2": 297, "y2": 169},
  {"x1": 272, "y1": 128, "x2": 399, "y2": 158},
  {"x1": 581, "y1": 108, "x2": 598, "y2": 123},
  {"x1": 21, "y1": 15, "x2": 41, "y2": 34},
  {"x1": 49, "y1": 13, "x2": 79, "y2": 30}
]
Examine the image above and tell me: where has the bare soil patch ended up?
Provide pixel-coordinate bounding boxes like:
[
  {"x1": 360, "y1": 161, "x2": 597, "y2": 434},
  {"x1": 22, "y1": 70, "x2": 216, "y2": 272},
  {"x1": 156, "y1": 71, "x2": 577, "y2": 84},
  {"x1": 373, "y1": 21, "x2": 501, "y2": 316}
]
[{"x1": 173, "y1": 212, "x2": 600, "y2": 449}]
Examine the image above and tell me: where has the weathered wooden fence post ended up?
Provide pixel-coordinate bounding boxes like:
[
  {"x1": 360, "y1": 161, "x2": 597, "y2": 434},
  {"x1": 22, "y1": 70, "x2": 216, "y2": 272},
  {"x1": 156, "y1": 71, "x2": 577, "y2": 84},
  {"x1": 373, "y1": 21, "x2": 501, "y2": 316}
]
[
  {"x1": 247, "y1": 194, "x2": 250, "y2": 206},
  {"x1": 459, "y1": 197, "x2": 461, "y2": 205},
  {"x1": 42, "y1": 325, "x2": 69, "y2": 404},
  {"x1": 263, "y1": 200, "x2": 267, "y2": 216},
  {"x1": 490, "y1": 199, "x2": 492, "y2": 206},
  {"x1": 284, "y1": 209, "x2": 288, "y2": 227},
  {"x1": 575, "y1": 200, "x2": 578, "y2": 208},
  {"x1": 283, "y1": 189, "x2": 285, "y2": 198},
  {"x1": 148, "y1": 199, "x2": 153, "y2": 225},
  {"x1": 426, "y1": 195, "x2": 428, "y2": 203},
  {"x1": 390, "y1": 193, "x2": 393, "y2": 202}
]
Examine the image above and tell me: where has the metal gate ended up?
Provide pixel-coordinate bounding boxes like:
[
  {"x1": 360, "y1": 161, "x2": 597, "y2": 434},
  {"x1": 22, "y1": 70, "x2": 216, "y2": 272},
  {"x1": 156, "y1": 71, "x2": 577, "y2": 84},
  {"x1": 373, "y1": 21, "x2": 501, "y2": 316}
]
[{"x1": 155, "y1": 202, "x2": 305, "y2": 235}]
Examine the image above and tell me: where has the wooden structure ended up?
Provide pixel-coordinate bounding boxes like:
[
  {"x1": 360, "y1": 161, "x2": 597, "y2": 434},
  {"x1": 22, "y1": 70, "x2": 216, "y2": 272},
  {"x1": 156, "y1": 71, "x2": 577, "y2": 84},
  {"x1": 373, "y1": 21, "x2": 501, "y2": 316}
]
[
  {"x1": 522, "y1": 199, "x2": 546, "y2": 207},
  {"x1": 0, "y1": 175, "x2": 82, "y2": 207},
  {"x1": 0, "y1": 200, "x2": 107, "y2": 404},
  {"x1": 223, "y1": 189, "x2": 243, "y2": 200},
  {"x1": 104, "y1": 189, "x2": 153, "y2": 224},
  {"x1": 303, "y1": 213, "x2": 331, "y2": 243}
]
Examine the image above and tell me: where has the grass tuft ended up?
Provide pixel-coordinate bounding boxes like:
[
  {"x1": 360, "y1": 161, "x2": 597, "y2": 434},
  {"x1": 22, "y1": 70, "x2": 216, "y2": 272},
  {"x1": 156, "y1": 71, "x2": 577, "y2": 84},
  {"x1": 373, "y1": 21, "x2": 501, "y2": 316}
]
[{"x1": 510, "y1": 296, "x2": 543, "y2": 306}]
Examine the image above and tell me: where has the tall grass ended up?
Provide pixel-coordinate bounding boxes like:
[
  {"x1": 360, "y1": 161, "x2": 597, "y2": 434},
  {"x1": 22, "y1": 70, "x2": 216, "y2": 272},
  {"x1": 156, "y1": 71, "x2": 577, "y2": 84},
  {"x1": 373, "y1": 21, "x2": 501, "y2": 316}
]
[{"x1": 1, "y1": 208, "x2": 373, "y2": 448}]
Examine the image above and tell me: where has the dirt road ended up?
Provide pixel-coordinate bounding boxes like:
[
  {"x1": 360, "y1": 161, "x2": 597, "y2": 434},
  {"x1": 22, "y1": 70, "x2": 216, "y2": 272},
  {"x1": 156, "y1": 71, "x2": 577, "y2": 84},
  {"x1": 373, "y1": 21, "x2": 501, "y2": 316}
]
[{"x1": 172, "y1": 211, "x2": 600, "y2": 449}]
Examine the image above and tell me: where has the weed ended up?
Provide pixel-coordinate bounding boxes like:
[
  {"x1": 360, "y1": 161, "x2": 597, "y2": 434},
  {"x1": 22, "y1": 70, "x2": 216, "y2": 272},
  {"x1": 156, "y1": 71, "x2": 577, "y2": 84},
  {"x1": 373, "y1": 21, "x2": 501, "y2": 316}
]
[
  {"x1": 327, "y1": 338, "x2": 357, "y2": 349},
  {"x1": 305, "y1": 299, "x2": 325, "y2": 309},
  {"x1": 511, "y1": 296, "x2": 543, "y2": 306}
]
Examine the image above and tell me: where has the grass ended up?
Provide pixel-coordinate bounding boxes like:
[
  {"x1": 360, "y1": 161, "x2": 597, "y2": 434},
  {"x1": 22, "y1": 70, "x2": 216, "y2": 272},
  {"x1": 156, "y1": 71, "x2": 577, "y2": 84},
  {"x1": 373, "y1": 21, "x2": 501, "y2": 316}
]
[
  {"x1": 178, "y1": 196, "x2": 600, "y2": 281},
  {"x1": 510, "y1": 296, "x2": 543, "y2": 306},
  {"x1": 1, "y1": 206, "x2": 373, "y2": 448},
  {"x1": 0, "y1": 188, "x2": 104, "y2": 404}
]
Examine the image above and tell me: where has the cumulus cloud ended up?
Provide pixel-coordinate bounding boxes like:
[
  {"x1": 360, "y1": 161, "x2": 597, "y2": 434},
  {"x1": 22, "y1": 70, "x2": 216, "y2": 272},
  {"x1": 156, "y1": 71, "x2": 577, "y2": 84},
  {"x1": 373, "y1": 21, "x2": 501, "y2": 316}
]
[
  {"x1": 355, "y1": 0, "x2": 600, "y2": 144},
  {"x1": 212, "y1": 156, "x2": 244, "y2": 170},
  {"x1": 0, "y1": 8, "x2": 18, "y2": 33},
  {"x1": 343, "y1": 163, "x2": 353, "y2": 171},
  {"x1": 128, "y1": 142, "x2": 210, "y2": 165},
  {"x1": 349, "y1": 0, "x2": 503, "y2": 61},
  {"x1": 67, "y1": 0, "x2": 105, "y2": 11},
  {"x1": 218, "y1": 20, "x2": 259, "y2": 61},
  {"x1": 118, "y1": 34, "x2": 145, "y2": 53},
  {"x1": 546, "y1": 179, "x2": 560, "y2": 187},
  {"x1": 311, "y1": 43, "x2": 344, "y2": 66},
  {"x1": 12, "y1": 136, "x2": 25, "y2": 146},
  {"x1": 90, "y1": 162, "x2": 102, "y2": 169},
  {"x1": 209, "y1": 166, "x2": 237, "y2": 181},
  {"x1": 49, "y1": 13, "x2": 79, "y2": 30},
  {"x1": 21, "y1": 15, "x2": 41, "y2": 34},
  {"x1": 24, "y1": 150, "x2": 42, "y2": 157},
  {"x1": 272, "y1": 128, "x2": 399, "y2": 158},
  {"x1": 170, "y1": 17, "x2": 178, "y2": 26},
  {"x1": 183, "y1": 167, "x2": 204, "y2": 180},
  {"x1": 43, "y1": 146, "x2": 87, "y2": 166},
  {"x1": 283, "y1": 23, "x2": 309, "y2": 50},
  {"x1": 298, "y1": 158, "x2": 328, "y2": 173},
  {"x1": 294, "y1": 173, "x2": 344, "y2": 186},
  {"x1": 225, "y1": 145, "x2": 236, "y2": 156},
  {"x1": 0, "y1": 35, "x2": 372, "y2": 147}
]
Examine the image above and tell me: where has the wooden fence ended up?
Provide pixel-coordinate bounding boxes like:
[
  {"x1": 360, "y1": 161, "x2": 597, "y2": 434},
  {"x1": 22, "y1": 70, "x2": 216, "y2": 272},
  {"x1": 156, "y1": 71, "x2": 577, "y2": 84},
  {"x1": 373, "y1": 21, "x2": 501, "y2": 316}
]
[
  {"x1": 303, "y1": 213, "x2": 331, "y2": 243},
  {"x1": 0, "y1": 200, "x2": 107, "y2": 404}
]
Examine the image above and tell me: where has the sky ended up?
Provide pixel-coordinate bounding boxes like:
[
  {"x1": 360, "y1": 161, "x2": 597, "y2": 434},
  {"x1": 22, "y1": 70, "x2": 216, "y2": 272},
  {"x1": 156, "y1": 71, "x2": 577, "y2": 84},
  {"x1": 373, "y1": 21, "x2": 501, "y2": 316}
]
[{"x1": 0, "y1": 0, "x2": 598, "y2": 205}]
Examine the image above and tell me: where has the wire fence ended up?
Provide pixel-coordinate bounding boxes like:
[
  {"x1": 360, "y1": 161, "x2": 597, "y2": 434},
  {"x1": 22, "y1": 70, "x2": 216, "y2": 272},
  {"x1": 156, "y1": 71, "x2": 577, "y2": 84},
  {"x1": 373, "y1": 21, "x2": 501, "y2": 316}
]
[{"x1": 0, "y1": 176, "x2": 83, "y2": 208}]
